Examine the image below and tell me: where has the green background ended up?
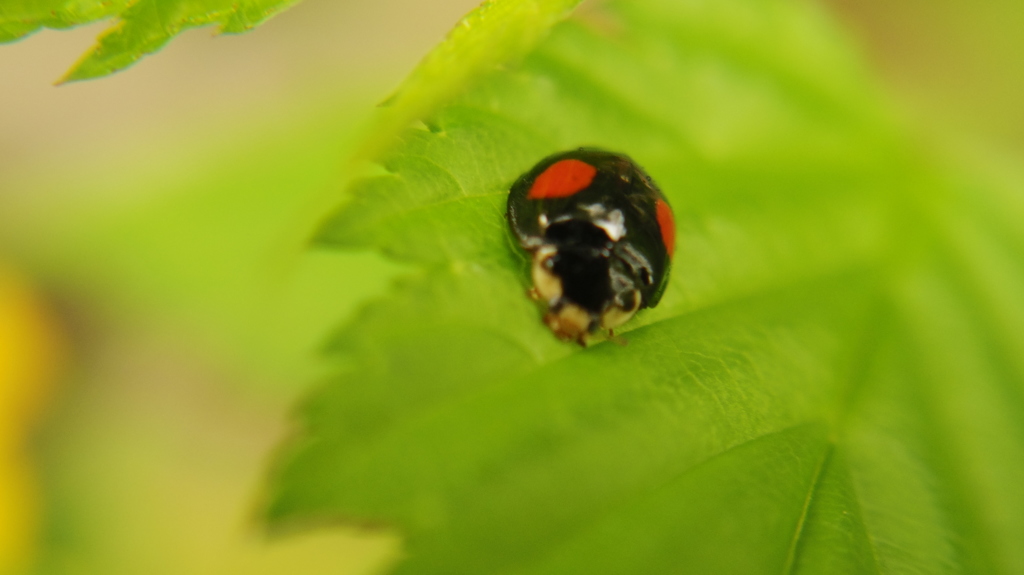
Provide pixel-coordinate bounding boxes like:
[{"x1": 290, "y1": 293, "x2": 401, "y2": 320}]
[{"x1": 2, "y1": 0, "x2": 1024, "y2": 573}]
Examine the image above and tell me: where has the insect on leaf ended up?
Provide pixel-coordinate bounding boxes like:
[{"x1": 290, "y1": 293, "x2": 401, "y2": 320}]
[{"x1": 267, "y1": 0, "x2": 1024, "y2": 574}]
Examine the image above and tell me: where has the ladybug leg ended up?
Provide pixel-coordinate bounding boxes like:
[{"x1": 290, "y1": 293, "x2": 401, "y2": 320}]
[
  {"x1": 527, "y1": 287, "x2": 541, "y2": 301},
  {"x1": 576, "y1": 332, "x2": 589, "y2": 347},
  {"x1": 607, "y1": 329, "x2": 628, "y2": 346}
]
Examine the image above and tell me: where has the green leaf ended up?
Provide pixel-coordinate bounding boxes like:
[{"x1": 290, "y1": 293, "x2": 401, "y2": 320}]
[
  {"x1": 359, "y1": 0, "x2": 584, "y2": 159},
  {"x1": 267, "y1": 0, "x2": 1024, "y2": 573},
  {"x1": 0, "y1": 0, "x2": 128, "y2": 41},
  {"x1": 0, "y1": 0, "x2": 300, "y2": 82}
]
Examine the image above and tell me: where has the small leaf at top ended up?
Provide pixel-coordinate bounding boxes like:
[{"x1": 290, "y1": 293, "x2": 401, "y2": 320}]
[{"x1": 0, "y1": 0, "x2": 301, "y2": 82}]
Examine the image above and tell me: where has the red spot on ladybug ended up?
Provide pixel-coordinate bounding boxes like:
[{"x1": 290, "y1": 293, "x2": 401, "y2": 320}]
[
  {"x1": 655, "y1": 199, "x2": 675, "y2": 258},
  {"x1": 527, "y1": 159, "x2": 597, "y2": 200}
]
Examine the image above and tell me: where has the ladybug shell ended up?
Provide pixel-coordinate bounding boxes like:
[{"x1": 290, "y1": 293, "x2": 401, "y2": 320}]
[{"x1": 507, "y1": 149, "x2": 674, "y2": 333}]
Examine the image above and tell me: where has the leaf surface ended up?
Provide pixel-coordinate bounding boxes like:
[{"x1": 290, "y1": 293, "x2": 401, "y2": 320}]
[{"x1": 268, "y1": 0, "x2": 1024, "y2": 573}]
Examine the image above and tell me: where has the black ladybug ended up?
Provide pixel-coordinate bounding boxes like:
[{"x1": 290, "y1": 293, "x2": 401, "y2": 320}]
[{"x1": 507, "y1": 149, "x2": 675, "y2": 345}]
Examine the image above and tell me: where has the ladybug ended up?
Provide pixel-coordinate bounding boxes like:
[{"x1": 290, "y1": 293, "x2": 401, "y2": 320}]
[{"x1": 507, "y1": 148, "x2": 675, "y2": 345}]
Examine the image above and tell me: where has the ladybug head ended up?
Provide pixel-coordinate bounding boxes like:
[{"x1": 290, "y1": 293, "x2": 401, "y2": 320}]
[{"x1": 528, "y1": 219, "x2": 647, "y2": 344}]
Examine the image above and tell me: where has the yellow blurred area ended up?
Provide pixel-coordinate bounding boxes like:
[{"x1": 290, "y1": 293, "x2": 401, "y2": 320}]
[{"x1": 0, "y1": 266, "x2": 59, "y2": 573}]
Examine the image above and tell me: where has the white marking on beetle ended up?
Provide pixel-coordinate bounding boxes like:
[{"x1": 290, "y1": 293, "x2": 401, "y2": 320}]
[
  {"x1": 531, "y1": 246, "x2": 562, "y2": 304},
  {"x1": 593, "y1": 209, "x2": 626, "y2": 242}
]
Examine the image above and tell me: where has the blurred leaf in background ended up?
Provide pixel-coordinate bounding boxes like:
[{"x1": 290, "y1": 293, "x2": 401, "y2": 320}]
[
  {"x1": 0, "y1": 0, "x2": 303, "y2": 81},
  {"x1": 265, "y1": 0, "x2": 1024, "y2": 573},
  {"x1": 21, "y1": 97, "x2": 406, "y2": 575},
  {"x1": 0, "y1": 0, "x2": 479, "y2": 573},
  {"x1": 829, "y1": 0, "x2": 1024, "y2": 155}
]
